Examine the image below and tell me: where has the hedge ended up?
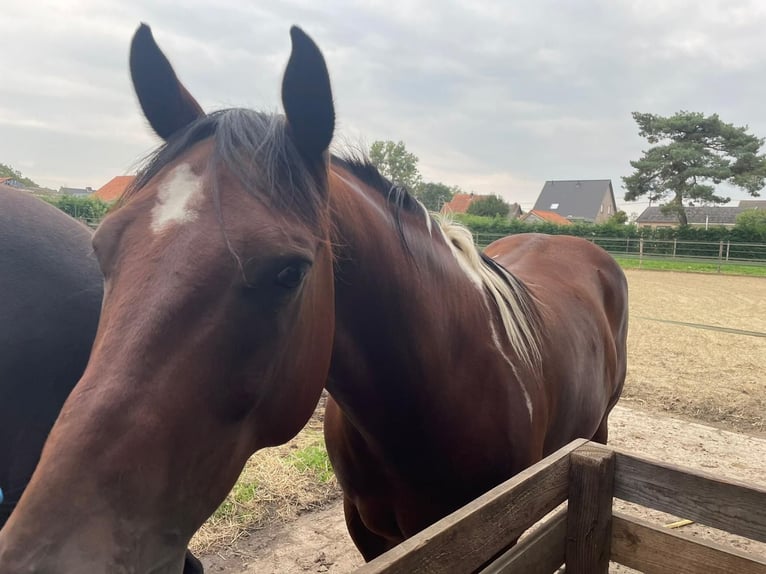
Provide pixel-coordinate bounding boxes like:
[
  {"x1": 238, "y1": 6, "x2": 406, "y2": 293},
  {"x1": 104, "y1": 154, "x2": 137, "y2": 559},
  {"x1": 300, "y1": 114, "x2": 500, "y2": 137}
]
[{"x1": 452, "y1": 214, "x2": 766, "y2": 244}]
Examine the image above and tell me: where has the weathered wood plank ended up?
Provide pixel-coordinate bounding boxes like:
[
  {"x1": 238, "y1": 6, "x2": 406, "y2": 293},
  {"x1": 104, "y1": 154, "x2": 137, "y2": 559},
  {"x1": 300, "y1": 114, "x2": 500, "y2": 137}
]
[
  {"x1": 356, "y1": 438, "x2": 589, "y2": 574},
  {"x1": 565, "y1": 444, "x2": 615, "y2": 574},
  {"x1": 608, "y1": 445, "x2": 766, "y2": 543},
  {"x1": 478, "y1": 506, "x2": 567, "y2": 574},
  {"x1": 611, "y1": 511, "x2": 766, "y2": 574}
]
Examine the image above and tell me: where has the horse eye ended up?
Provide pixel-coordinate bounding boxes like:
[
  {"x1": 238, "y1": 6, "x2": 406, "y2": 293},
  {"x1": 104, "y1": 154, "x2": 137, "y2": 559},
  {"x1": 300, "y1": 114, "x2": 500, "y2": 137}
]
[{"x1": 275, "y1": 262, "x2": 310, "y2": 289}]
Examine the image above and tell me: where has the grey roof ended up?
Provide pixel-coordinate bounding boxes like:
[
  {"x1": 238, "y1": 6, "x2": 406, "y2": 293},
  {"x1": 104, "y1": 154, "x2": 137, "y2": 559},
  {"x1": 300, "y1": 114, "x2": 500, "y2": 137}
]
[
  {"x1": 738, "y1": 199, "x2": 766, "y2": 209},
  {"x1": 533, "y1": 180, "x2": 615, "y2": 221},
  {"x1": 636, "y1": 206, "x2": 745, "y2": 225}
]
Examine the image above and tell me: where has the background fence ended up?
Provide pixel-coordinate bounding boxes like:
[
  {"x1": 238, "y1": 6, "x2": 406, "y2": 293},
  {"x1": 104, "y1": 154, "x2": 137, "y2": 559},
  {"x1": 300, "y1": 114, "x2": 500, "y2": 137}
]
[{"x1": 473, "y1": 234, "x2": 766, "y2": 272}]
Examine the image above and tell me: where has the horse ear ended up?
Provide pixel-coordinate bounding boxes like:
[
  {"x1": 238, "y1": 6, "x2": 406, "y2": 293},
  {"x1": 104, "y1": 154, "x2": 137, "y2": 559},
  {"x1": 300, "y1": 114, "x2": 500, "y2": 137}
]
[
  {"x1": 129, "y1": 23, "x2": 204, "y2": 141},
  {"x1": 281, "y1": 27, "x2": 335, "y2": 161}
]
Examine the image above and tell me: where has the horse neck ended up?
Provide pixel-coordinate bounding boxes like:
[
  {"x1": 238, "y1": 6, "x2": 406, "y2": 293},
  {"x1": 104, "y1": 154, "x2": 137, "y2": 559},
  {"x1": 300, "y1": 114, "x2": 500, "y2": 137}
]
[{"x1": 326, "y1": 165, "x2": 540, "y2": 442}]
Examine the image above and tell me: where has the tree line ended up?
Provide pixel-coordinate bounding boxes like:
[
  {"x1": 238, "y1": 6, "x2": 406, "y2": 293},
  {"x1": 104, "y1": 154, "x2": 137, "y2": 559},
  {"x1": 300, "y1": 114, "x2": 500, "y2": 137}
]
[
  {"x1": 0, "y1": 163, "x2": 39, "y2": 188},
  {"x1": 623, "y1": 111, "x2": 766, "y2": 226},
  {"x1": 369, "y1": 140, "x2": 513, "y2": 217},
  {"x1": 5, "y1": 108, "x2": 766, "y2": 229},
  {"x1": 371, "y1": 109, "x2": 766, "y2": 227}
]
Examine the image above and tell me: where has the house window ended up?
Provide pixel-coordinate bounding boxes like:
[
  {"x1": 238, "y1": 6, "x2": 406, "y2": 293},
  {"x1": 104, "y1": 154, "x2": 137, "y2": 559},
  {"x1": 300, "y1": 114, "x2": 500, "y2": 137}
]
[
  {"x1": 550, "y1": 203, "x2": 559, "y2": 209},
  {"x1": 608, "y1": 205, "x2": 612, "y2": 214},
  {"x1": 600, "y1": 205, "x2": 604, "y2": 213}
]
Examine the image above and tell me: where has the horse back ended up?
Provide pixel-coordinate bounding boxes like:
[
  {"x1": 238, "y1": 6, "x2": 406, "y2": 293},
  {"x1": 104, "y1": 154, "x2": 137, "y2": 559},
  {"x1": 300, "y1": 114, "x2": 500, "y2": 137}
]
[{"x1": 485, "y1": 233, "x2": 628, "y2": 450}]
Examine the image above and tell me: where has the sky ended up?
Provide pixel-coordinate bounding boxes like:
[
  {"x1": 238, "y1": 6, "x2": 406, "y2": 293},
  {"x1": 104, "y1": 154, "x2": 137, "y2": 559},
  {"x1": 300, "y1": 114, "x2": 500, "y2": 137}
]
[{"x1": 2, "y1": 0, "x2": 766, "y2": 217}]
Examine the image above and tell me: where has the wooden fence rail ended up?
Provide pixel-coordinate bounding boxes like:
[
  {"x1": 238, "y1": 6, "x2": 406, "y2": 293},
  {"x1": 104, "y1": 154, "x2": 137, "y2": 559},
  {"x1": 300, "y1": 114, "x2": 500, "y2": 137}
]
[{"x1": 356, "y1": 440, "x2": 766, "y2": 573}]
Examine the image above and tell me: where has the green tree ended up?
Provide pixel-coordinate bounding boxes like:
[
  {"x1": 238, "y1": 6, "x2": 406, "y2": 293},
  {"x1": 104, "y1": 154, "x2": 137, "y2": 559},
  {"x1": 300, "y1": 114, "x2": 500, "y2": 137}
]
[
  {"x1": 623, "y1": 111, "x2": 766, "y2": 226},
  {"x1": 369, "y1": 140, "x2": 422, "y2": 190},
  {"x1": 416, "y1": 181, "x2": 457, "y2": 211},
  {"x1": 466, "y1": 195, "x2": 510, "y2": 218},
  {"x1": 607, "y1": 210, "x2": 629, "y2": 225},
  {"x1": 735, "y1": 209, "x2": 766, "y2": 233},
  {"x1": 0, "y1": 163, "x2": 38, "y2": 188},
  {"x1": 45, "y1": 195, "x2": 110, "y2": 224}
]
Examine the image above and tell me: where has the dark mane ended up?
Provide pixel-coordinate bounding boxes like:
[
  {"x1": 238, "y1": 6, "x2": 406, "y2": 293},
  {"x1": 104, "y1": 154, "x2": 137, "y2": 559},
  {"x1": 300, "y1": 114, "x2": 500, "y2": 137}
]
[
  {"x1": 333, "y1": 155, "x2": 424, "y2": 216},
  {"x1": 333, "y1": 154, "x2": 429, "y2": 252},
  {"x1": 123, "y1": 108, "x2": 325, "y2": 222}
]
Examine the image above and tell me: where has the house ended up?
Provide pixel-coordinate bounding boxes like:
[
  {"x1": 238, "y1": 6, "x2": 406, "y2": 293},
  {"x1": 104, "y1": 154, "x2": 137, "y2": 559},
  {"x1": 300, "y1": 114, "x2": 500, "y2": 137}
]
[
  {"x1": 635, "y1": 206, "x2": 746, "y2": 228},
  {"x1": 506, "y1": 202, "x2": 523, "y2": 220},
  {"x1": 0, "y1": 177, "x2": 25, "y2": 189},
  {"x1": 441, "y1": 193, "x2": 486, "y2": 214},
  {"x1": 59, "y1": 186, "x2": 93, "y2": 196},
  {"x1": 532, "y1": 180, "x2": 617, "y2": 224},
  {"x1": 520, "y1": 209, "x2": 572, "y2": 226},
  {"x1": 738, "y1": 199, "x2": 766, "y2": 209},
  {"x1": 441, "y1": 193, "x2": 523, "y2": 220},
  {"x1": 92, "y1": 175, "x2": 135, "y2": 203}
]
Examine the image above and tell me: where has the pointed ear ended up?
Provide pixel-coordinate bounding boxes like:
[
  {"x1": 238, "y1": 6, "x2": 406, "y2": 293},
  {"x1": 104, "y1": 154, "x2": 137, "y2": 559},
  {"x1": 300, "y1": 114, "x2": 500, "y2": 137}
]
[
  {"x1": 281, "y1": 27, "x2": 335, "y2": 161},
  {"x1": 129, "y1": 23, "x2": 204, "y2": 141}
]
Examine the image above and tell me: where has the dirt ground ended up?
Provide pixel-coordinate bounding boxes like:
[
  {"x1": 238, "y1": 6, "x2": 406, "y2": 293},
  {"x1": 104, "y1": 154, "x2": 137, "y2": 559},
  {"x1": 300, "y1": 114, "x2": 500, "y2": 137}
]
[
  {"x1": 621, "y1": 270, "x2": 765, "y2": 434},
  {"x1": 200, "y1": 269, "x2": 766, "y2": 572}
]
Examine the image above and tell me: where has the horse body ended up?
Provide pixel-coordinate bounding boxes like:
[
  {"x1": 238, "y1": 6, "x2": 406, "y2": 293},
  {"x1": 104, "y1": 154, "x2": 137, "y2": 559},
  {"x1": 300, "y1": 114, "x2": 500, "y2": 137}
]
[
  {"x1": 486, "y1": 233, "x2": 628, "y2": 449},
  {"x1": 0, "y1": 186, "x2": 102, "y2": 526},
  {"x1": 324, "y1": 166, "x2": 628, "y2": 558}
]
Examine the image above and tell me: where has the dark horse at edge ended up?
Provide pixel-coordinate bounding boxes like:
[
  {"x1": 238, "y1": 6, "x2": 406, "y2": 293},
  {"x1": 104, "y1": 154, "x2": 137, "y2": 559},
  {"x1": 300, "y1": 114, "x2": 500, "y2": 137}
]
[{"x1": 0, "y1": 185, "x2": 204, "y2": 572}]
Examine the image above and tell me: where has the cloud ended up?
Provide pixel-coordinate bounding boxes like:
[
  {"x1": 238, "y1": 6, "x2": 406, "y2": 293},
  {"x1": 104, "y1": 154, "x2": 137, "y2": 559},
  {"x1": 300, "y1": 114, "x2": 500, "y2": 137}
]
[{"x1": 1, "y1": 0, "x2": 765, "y2": 209}]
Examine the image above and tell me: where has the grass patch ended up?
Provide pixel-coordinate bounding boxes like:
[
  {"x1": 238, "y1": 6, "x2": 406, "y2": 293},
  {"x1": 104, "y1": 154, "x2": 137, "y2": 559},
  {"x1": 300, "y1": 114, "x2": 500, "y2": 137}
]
[
  {"x1": 613, "y1": 256, "x2": 766, "y2": 277},
  {"x1": 290, "y1": 442, "x2": 334, "y2": 483},
  {"x1": 190, "y1": 421, "x2": 339, "y2": 554}
]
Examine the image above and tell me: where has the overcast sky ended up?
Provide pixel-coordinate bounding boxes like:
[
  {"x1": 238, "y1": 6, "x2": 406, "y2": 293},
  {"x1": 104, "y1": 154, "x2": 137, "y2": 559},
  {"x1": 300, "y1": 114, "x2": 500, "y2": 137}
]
[{"x1": 2, "y1": 0, "x2": 766, "y2": 215}]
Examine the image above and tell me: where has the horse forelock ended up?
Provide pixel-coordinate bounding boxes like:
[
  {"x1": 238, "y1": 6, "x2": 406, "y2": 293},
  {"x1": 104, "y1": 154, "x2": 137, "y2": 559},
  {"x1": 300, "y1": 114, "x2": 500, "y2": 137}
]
[{"x1": 122, "y1": 109, "x2": 326, "y2": 226}]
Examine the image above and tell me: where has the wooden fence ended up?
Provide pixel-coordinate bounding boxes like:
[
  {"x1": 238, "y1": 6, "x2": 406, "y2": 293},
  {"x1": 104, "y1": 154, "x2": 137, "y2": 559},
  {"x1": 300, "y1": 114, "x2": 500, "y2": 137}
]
[{"x1": 354, "y1": 439, "x2": 766, "y2": 573}]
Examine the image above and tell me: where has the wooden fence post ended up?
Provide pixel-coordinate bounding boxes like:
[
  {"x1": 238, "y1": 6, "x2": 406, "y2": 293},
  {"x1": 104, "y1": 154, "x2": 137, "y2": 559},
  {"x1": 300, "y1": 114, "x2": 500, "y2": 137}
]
[
  {"x1": 717, "y1": 241, "x2": 724, "y2": 273},
  {"x1": 566, "y1": 444, "x2": 616, "y2": 574}
]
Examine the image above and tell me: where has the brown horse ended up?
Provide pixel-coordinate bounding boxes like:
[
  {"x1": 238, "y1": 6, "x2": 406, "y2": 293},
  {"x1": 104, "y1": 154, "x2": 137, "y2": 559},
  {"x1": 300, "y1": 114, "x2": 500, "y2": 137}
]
[
  {"x1": 0, "y1": 185, "x2": 205, "y2": 573},
  {"x1": 323, "y1": 205, "x2": 628, "y2": 558},
  {"x1": 0, "y1": 24, "x2": 336, "y2": 573},
  {"x1": 0, "y1": 24, "x2": 628, "y2": 571}
]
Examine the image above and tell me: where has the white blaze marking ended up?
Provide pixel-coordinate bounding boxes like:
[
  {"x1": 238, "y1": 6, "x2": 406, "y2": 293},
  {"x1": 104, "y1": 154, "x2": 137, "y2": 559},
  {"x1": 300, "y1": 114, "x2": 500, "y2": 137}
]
[{"x1": 150, "y1": 164, "x2": 204, "y2": 233}]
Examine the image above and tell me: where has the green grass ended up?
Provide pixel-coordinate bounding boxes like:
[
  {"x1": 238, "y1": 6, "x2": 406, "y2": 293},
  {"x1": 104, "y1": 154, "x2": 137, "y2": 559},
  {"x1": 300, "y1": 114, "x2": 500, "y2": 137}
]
[
  {"x1": 289, "y1": 442, "x2": 334, "y2": 483},
  {"x1": 212, "y1": 478, "x2": 261, "y2": 520},
  {"x1": 613, "y1": 256, "x2": 766, "y2": 277},
  {"x1": 207, "y1": 432, "x2": 335, "y2": 524},
  {"x1": 196, "y1": 430, "x2": 338, "y2": 551}
]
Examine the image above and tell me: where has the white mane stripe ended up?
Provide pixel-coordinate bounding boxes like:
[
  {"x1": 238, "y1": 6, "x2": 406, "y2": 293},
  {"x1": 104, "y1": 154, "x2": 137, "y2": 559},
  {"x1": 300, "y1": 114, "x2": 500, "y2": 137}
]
[{"x1": 433, "y1": 215, "x2": 542, "y2": 374}]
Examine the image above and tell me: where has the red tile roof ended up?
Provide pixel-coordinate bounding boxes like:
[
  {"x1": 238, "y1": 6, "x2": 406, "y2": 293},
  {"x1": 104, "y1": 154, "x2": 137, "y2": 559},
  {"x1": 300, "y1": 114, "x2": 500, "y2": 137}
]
[
  {"x1": 92, "y1": 176, "x2": 135, "y2": 202},
  {"x1": 524, "y1": 209, "x2": 572, "y2": 225},
  {"x1": 441, "y1": 193, "x2": 490, "y2": 214}
]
